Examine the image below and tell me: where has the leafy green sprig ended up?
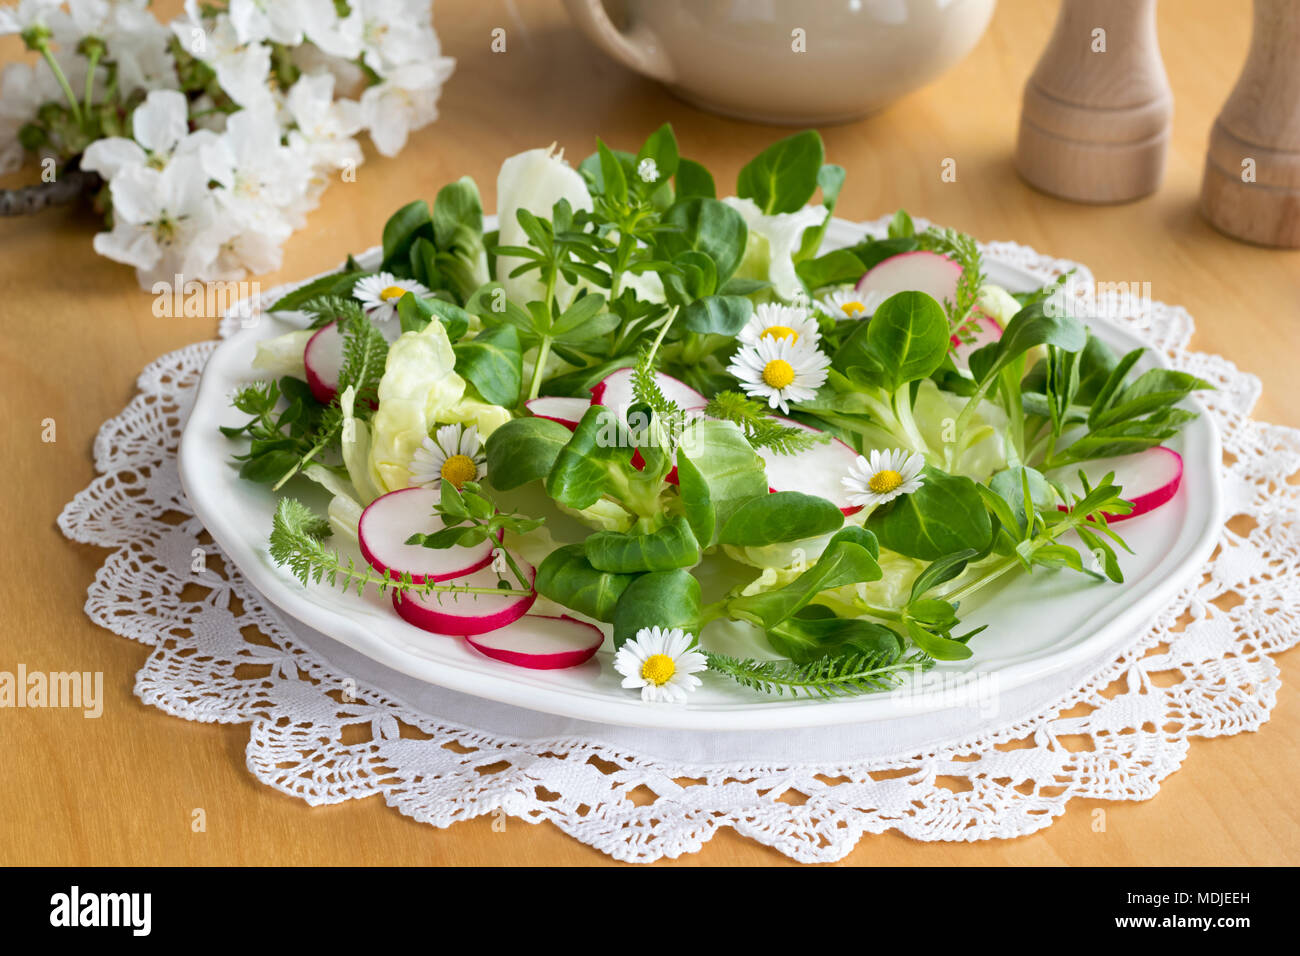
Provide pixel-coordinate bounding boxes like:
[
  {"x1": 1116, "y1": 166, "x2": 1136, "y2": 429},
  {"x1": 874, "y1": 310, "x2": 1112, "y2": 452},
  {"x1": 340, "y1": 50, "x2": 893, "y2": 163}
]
[
  {"x1": 269, "y1": 498, "x2": 532, "y2": 599},
  {"x1": 951, "y1": 469, "x2": 1135, "y2": 604},
  {"x1": 1026, "y1": 339, "x2": 1212, "y2": 468},
  {"x1": 493, "y1": 199, "x2": 624, "y2": 400},
  {"x1": 404, "y1": 481, "x2": 542, "y2": 589},
  {"x1": 224, "y1": 377, "x2": 330, "y2": 484},
  {"x1": 704, "y1": 648, "x2": 934, "y2": 698}
]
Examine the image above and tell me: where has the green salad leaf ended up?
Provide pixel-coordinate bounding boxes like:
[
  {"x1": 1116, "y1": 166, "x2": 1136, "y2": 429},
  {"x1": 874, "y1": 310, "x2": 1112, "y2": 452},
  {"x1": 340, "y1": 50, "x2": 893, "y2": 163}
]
[
  {"x1": 736, "y1": 130, "x2": 825, "y2": 215},
  {"x1": 535, "y1": 544, "x2": 636, "y2": 622}
]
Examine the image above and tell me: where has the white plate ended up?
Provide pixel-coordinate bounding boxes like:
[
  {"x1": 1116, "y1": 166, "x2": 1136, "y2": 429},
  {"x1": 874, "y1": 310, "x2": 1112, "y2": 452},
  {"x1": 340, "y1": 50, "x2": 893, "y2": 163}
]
[{"x1": 179, "y1": 219, "x2": 1222, "y2": 731}]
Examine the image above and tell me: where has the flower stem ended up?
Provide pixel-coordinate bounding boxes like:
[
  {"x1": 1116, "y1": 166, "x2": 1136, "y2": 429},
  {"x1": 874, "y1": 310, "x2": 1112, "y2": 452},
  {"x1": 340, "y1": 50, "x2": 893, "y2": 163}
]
[
  {"x1": 38, "y1": 43, "x2": 84, "y2": 128},
  {"x1": 83, "y1": 48, "x2": 101, "y2": 115}
]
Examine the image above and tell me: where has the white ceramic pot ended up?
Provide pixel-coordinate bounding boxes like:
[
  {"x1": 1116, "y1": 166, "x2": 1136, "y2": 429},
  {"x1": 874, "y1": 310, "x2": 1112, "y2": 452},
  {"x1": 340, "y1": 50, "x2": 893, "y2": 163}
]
[{"x1": 562, "y1": 0, "x2": 998, "y2": 125}]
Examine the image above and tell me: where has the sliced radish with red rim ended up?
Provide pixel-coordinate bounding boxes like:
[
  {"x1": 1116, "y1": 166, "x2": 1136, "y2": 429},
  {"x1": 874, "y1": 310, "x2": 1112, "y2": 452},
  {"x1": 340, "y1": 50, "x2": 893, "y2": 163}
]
[
  {"x1": 1055, "y1": 446, "x2": 1184, "y2": 522},
  {"x1": 525, "y1": 396, "x2": 589, "y2": 431},
  {"x1": 303, "y1": 318, "x2": 401, "y2": 405},
  {"x1": 590, "y1": 367, "x2": 707, "y2": 412},
  {"x1": 359, "y1": 487, "x2": 496, "y2": 584},
  {"x1": 855, "y1": 250, "x2": 961, "y2": 309},
  {"x1": 758, "y1": 417, "x2": 863, "y2": 516},
  {"x1": 465, "y1": 615, "x2": 604, "y2": 669},
  {"x1": 591, "y1": 369, "x2": 704, "y2": 485},
  {"x1": 950, "y1": 314, "x2": 1003, "y2": 371},
  {"x1": 392, "y1": 560, "x2": 537, "y2": 636}
]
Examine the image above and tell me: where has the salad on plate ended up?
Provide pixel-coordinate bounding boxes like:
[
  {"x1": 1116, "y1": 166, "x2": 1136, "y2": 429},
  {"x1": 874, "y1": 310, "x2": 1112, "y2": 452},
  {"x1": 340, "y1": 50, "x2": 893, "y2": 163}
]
[{"x1": 222, "y1": 126, "x2": 1209, "y2": 704}]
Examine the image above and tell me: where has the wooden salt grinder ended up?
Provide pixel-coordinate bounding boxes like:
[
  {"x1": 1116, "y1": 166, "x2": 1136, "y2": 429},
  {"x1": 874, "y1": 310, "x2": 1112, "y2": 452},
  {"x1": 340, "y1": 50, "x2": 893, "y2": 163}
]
[
  {"x1": 1200, "y1": 0, "x2": 1300, "y2": 248},
  {"x1": 1016, "y1": 0, "x2": 1173, "y2": 204}
]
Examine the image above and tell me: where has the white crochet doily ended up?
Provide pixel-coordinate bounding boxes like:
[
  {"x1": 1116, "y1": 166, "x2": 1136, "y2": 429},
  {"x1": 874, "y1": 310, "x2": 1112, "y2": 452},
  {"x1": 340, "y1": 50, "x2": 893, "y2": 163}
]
[{"x1": 58, "y1": 224, "x2": 1300, "y2": 863}]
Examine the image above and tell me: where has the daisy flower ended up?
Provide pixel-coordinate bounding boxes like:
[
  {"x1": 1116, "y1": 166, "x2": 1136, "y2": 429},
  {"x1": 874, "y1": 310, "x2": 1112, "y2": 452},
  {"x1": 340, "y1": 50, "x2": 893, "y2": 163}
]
[
  {"x1": 353, "y1": 271, "x2": 431, "y2": 323},
  {"x1": 612, "y1": 626, "x2": 707, "y2": 704},
  {"x1": 842, "y1": 448, "x2": 926, "y2": 509},
  {"x1": 727, "y1": 335, "x2": 831, "y2": 414},
  {"x1": 408, "y1": 423, "x2": 484, "y2": 491},
  {"x1": 817, "y1": 287, "x2": 887, "y2": 322},
  {"x1": 737, "y1": 301, "x2": 821, "y2": 349}
]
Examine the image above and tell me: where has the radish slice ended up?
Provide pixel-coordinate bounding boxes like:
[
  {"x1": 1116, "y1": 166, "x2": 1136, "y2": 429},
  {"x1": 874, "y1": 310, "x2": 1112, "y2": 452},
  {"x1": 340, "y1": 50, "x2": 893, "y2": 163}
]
[
  {"x1": 465, "y1": 615, "x2": 604, "y2": 669},
  {"x1": 303, "y1": 319, "x2": 403, "y2": 404},
  {"x1": 1057, "y1": 446, "x2": 1184, "y2": 522},
  {"x1": 856, "y1": 250, "x2": 961, "y2": 308},
  {"x1": 951, "y1": 314, "x2": 1003, "y2": 371},
  {"x1": 525, "y1": 396, "x2": 589, "y2": 431},
  {"x1": 304, "y1": 322, "x2": 343, "y2": 404},
  {"x1": 758, "y1": 417, "x2": 863, "y2": 516},
  {"x1": 392, "y1": 560, "x2": 537, "y2": 636},
  {"x1": 359, "y1": 487, "x2": 495, "y2": 583},
  {"x1": 590, "y1": 368, "x2": 707, "y2": 412}
]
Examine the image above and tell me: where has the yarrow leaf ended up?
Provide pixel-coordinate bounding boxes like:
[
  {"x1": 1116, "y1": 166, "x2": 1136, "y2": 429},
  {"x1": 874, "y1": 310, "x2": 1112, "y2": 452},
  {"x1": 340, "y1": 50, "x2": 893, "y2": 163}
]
[
  {"x1": 703, "y1": 390, "x2": 827, "y2": 455},
  {"x1": 703, "y1": 648, "x2": 933, "y2": 698}
]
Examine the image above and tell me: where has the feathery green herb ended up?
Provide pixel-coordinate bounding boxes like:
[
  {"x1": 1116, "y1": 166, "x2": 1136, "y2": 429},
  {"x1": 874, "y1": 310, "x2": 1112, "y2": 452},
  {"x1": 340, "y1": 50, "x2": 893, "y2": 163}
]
[
  {"x1": 704, "y1": 647, "x2": 934, "y2": 698},
  {"x1": 298, "y1": 294, "x2": 366, "y2": 329},
  {"x1": 703, "y1": 390, "x2": 827, "y2": 455}
]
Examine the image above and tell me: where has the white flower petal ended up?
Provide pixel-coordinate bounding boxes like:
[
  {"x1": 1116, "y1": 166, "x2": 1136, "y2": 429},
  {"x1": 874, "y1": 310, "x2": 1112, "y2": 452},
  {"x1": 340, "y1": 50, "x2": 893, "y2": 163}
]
[
  {"x1": 81, "y1": 137, "x2": 147, "y2": 179},
  {"x1": 132, "y1": 89, "x2": 189, "y2": 155}
]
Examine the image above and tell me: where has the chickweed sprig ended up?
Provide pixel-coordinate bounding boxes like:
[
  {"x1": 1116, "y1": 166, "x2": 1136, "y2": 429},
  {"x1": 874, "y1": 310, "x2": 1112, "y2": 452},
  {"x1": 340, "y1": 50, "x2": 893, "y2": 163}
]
[{"x1": 403, "y1": 481, "x2": 542, "y2": 590}]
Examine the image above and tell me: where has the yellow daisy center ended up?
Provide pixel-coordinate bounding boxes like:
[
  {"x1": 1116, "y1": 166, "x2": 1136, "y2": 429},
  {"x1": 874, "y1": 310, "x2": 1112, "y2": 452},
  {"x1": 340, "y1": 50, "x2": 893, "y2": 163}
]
[
  {"x1": 761, "y1": 325, "x2": 799, "y2": 344},
  {"x1": 641, "y1": 653, "x2": 676, "y2": 686},
  {"x1": 868, "y1": 469, "x2": 903, "y2": 494},
  {"x1": 839, "y1": 301, "x2": 867, "y2": 317},
  {"x1": 440, "y1": 454, "x2": 478, "y2": 489},
  {"x1": 380, "y1": 285, "x2": 407, "y2": 301},
  {"x1": 762, "y1": 359, "x2": 796, "y2": 389}
]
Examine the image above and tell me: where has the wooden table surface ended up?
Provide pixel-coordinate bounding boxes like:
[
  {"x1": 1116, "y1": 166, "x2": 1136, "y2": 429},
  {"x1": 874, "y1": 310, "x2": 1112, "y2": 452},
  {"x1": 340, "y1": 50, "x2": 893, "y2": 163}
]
[{"x1": 2, "y1": 0, "x2": 1298, "y2": 866}]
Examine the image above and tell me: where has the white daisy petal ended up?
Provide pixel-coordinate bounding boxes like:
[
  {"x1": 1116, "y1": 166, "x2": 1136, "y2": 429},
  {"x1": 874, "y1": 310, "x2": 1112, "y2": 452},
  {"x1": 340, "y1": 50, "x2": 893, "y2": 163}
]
[
  {"x1": 407, "y1": 435, "x2": 448, "y2": 488},
  {"x1": 817, "y1": 286, "x2": 889, "y2": 321},
  {"x1": 738, "y1": 302, "x2": 821, "y2": 349},
  {"x1": 457, "y1": 425, "x2": 482, "y2": 457}
]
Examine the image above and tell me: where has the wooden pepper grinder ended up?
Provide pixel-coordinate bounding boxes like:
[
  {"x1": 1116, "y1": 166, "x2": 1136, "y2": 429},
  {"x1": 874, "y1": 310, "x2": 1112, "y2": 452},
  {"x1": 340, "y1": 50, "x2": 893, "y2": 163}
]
[
  {"x1": 1200, "y1": 0, "x2": 1300, "y2": 248},
  {"x1": 1016, "y1": 0, "x2": 1173, "y2": 204}
]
